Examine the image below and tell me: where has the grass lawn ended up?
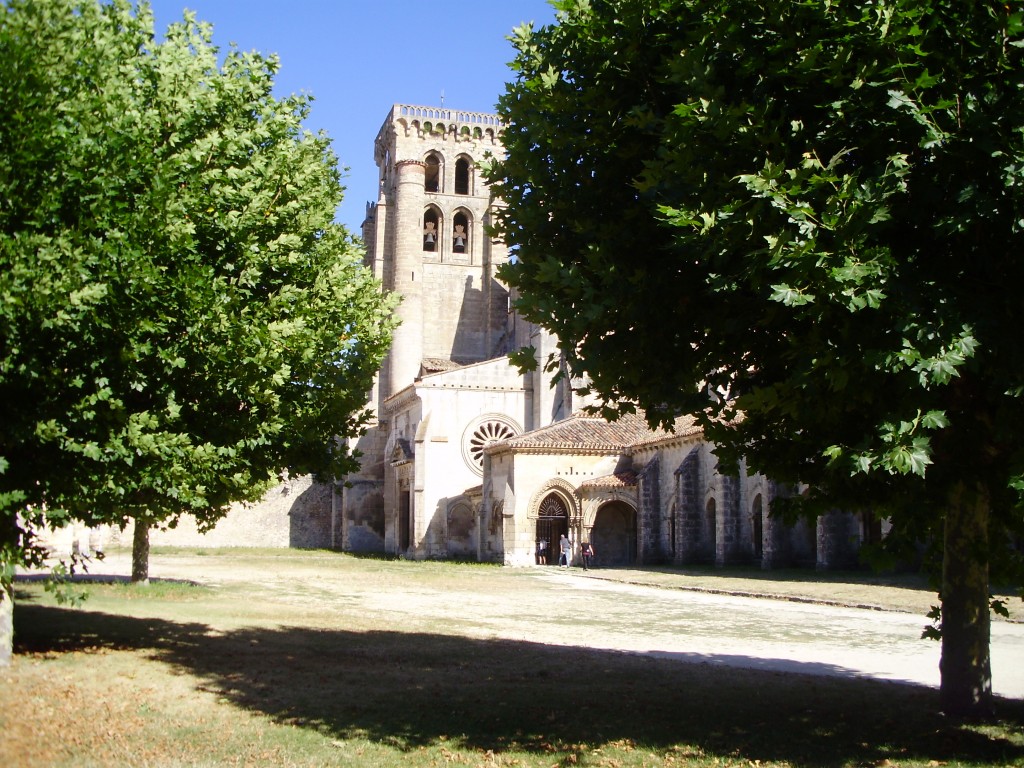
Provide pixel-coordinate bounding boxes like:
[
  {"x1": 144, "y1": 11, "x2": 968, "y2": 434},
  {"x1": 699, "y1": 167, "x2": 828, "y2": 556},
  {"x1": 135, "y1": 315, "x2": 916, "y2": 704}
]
[{"x1": 1, "y1": 549, "x2": 1022, "y2": 767}]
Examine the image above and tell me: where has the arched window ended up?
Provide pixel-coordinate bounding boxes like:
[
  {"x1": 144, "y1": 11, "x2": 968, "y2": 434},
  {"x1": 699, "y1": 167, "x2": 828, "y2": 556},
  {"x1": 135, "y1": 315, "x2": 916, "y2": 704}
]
[
  {"x1": 452, "y1": 211, "x2": 469, "y2": 255},
  {"x1": 381, "y1": 149, "x2": 391, "y2": 193},
  {"x1": 751, "y1": 494, "x2": 764, "y2": 560},
  {"x1": 539, "y1": 494, "x2": 568, "y2": 519},
  {"x1": 423, "y1": 208, "x2": 439, "y2": 252},
  {"x1": 424, "y1": 154, "x2": 440, "y2": 193},
  {"x1": 454, "y1": 157, "x2": 471, "y2": 195}
]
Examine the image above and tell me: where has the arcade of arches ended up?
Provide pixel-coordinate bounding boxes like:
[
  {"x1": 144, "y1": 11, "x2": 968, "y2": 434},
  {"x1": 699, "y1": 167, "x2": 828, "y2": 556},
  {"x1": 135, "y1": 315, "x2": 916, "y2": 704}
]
[
  {"x1": 480, "y1": 412, "x2": 875, "y2": 571},
  {"x1": 533, "y1": 495, "x2": 638, "y2": 568}
]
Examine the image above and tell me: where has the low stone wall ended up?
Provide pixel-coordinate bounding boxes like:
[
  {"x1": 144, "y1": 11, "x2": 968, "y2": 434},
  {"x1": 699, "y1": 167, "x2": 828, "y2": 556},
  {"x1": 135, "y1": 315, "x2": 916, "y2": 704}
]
[{"x1": 36, "y1": 476, "x2": 335, "y2": 555}]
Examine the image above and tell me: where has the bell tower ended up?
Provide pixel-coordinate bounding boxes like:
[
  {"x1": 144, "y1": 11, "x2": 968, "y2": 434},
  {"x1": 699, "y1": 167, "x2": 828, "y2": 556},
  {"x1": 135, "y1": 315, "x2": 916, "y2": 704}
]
[
  {"x1": 339, "y1": 104, "x2": 587, "y2": 559},
  {"x1": 340, "y1": 105, "x2": 512, "y2": 555},
  {"x1": 362, "y1": 104, "x2": 510, "y2": 405}
]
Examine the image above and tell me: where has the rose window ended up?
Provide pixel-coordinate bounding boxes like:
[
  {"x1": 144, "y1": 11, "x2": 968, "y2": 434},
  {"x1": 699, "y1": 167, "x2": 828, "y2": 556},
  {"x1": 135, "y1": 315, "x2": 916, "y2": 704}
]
[{"x1": 462, "y1": 417, "x2": 519, "y2": 474}]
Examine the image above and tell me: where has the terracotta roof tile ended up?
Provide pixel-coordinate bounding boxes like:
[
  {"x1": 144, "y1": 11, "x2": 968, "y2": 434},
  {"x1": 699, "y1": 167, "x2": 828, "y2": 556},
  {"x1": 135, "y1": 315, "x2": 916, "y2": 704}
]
[
  {"x1": 488, "y1": 411, "x2": 703, "y2": 454},
  {"x1": 580, "y1": 471, "x2": 638, "y2": 489},
  {"x1": 420, "y1": 357, "x2": 462, "y2": 374},
  {"x1": 495, "y1": 412, "x2": 651, "y2": 452},
  {"x1": 628, "y1": 413, "x2": 704, "y2": 448}
]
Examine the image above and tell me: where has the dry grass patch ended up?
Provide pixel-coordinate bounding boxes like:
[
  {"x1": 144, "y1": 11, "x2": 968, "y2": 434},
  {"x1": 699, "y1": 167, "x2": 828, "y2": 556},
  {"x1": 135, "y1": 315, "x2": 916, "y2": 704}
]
[{"x1": 2, "y1": 550, "x2": 1022, "y2": 768}]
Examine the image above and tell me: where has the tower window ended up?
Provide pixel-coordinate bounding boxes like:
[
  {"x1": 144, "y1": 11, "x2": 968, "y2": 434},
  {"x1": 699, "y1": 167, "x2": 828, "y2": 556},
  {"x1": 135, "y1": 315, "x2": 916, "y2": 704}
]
[
  {"x1": 423, "y1": 209, "x2": 439, "y2": 252},
  {"x1": 454, "y1": 157, "x2": 470, "y2": 195},
  {"x1": 424, "y1": 154, "x2": 440, "y2": 193}
]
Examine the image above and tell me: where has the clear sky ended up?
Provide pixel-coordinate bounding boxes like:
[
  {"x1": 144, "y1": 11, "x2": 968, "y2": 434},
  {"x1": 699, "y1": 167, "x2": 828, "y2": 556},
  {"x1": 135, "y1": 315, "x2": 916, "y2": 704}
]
[{"x1": 145, "y1": 0, "x2": 556, "y2": 234}]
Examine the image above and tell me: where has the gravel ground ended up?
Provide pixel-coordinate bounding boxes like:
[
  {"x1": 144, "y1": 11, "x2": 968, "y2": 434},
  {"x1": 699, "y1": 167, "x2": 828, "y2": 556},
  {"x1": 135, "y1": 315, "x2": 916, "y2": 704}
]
[{"x1": 80, "y1": 549, "x2": 1024, "y2": 701}]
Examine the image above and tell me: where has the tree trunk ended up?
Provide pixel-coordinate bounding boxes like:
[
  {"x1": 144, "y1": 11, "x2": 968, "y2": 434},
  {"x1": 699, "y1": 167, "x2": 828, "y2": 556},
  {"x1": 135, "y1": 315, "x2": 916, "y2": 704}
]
[
  {"x1": 131, "y1": 519, "x2": 150, "y2": 584},
  {"x1": 1, "y1": 516, "x2": 17, "y2": 666},
  {"x1": 940, "y1": 480, "x2": 993, "y2": 718},
  {"x1": 0, "y1": 583, "x2": 12, "y2": 667}
]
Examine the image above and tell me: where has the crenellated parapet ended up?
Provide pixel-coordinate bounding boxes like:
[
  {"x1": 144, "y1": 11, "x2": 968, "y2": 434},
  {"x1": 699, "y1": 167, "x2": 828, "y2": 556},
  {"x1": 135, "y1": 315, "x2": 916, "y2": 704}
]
[
  {"x1": 375, "y1": 103, "x2": 503, "y2": 155},
  {"x1": 396, "y1": 103, "x2": 502, "y2": 125}
]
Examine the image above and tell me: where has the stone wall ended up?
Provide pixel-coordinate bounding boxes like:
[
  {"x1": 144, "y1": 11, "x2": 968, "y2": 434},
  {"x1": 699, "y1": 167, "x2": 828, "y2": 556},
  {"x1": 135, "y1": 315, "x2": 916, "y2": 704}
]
[
  {"x1": 38, "y1": 475, "x2": 334, "y2": 556},
  {"x1": 816, "y1": 510, "x2": 864, "y2": 570},
  {"x1": 147, "y1": 475, "x2": 333, "y2": 549}
]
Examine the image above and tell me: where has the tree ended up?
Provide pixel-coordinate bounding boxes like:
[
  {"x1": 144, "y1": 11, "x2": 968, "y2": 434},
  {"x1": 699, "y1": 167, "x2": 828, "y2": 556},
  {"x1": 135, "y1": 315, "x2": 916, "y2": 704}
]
[
  {"x1": 0, "y1": 0, "x2": 396, "y2": 633},
  {"x1": 489, "y1": 0, "x2": 1024, "y2": 718}
]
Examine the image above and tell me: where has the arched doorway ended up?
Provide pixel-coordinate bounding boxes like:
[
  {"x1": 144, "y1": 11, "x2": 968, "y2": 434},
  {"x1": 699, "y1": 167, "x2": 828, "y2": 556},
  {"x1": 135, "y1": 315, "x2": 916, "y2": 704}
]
[
  {"x1": 398, "y1": 488, "x2": 411, "y2": 552},
  {"x1": 751, "y1": 494, "x2": 764, "y2": 562},
  {"x1": 447, "y1": 502, "x2": 475, "y2": 559},
  {"x1": 535, "y1": 494, "x2": 569, "y2": 566},
  {"x1": 591, "y1": 501, "x2": 637, "y2": 566}
]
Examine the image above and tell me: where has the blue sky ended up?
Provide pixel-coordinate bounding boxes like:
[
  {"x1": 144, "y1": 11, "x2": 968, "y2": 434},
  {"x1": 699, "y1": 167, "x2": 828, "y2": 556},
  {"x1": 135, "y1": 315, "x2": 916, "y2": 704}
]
[{"x1": 145, "y1": 0, "x2": 556, "y2": 233}]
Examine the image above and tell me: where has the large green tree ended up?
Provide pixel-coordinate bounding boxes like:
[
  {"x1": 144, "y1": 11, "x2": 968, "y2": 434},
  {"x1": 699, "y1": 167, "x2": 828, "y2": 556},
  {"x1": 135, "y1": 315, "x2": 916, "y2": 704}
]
[
  {"x1": 490, "y1": 0, "x2": 1024, "y2": 717},
  {"x1": 0, "y1": 0, "x2": 396, "y2": 650}
]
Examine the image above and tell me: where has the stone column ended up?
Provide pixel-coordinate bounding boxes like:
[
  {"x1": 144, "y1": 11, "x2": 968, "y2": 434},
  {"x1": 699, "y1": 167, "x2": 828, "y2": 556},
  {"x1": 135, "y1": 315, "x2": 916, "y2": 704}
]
[
  {"x1": 674, "y1": 447, "x2": 704, "y2": 564},
  {"x1": 386, "y1": 160, "x2": 425, "y2": 398},
  {"x1": 761, "y1": 482, "x2": 791, "y2": 569},
  {"x1": 368, "y1": 197, "x2": 388, "y2": 410},
  {"x1": 637, "y1": 456, "x2": 661, "y2": 564},
  {"x1": 719, "y1": 474, "x2": 742, "y2": 565}
]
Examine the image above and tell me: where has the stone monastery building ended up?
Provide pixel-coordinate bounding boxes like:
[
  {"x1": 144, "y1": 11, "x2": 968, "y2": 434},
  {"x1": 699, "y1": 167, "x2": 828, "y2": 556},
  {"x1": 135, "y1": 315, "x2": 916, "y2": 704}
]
[
  {"x1": 331, "y1": 104, "x2": 875, "y2": 570},
  {"x1": 63, "y1": 104, "x2": 875, "y2": 568}
]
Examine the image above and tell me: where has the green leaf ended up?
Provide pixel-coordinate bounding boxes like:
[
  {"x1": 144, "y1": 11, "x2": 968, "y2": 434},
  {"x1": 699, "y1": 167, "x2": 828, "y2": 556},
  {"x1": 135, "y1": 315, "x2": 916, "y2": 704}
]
[{"x1": 769, "y1": 284, "x2": 815, "y2": 307}]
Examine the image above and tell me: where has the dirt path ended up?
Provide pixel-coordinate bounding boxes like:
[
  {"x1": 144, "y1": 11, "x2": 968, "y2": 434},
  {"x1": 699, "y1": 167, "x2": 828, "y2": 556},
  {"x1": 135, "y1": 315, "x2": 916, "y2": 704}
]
[{"x1": 85, "y1": 550, "x2": 1024, "y2": 701}]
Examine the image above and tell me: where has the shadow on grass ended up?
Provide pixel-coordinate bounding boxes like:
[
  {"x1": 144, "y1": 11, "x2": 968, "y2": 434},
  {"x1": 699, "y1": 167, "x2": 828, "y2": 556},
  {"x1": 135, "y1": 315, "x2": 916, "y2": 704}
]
[
  {"x1": 13, "y1": 574, "x2": 202, "y2": 588},
  {"x1": 636, "y1": 563, "x2": 939, "y2": 591},
  {"x1": 14, "y1": 602, "x2": 1024, "y2": 768}
]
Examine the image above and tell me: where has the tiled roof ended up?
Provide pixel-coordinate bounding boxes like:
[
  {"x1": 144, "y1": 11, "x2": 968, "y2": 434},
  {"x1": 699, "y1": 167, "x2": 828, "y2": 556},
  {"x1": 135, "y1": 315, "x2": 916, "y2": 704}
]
[
  {"x1": 420, "y1": 357, "x2": 462, "y2": 374},
  {"x1": 580, "y1": 471, "x2": 638, "y2": 489},
  {"x1": 489, "y1": 411, "x2": 703, "y2": 453},
  {"x1": 495, "y1": 412, "x2": 650, "y2": 451},
  {"x1": 629, "y1": 413, "x2": 704, "y2": 448}
]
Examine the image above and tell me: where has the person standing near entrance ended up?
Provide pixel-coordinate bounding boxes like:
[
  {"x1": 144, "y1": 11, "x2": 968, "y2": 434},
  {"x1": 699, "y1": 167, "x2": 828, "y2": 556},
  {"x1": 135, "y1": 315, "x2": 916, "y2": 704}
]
[
  {"x1": 558, "y1": 534, "x2": 571, "y2": 568},
  {"x1": 581, "y1": 541, "x2": 595, "y2": 570}
]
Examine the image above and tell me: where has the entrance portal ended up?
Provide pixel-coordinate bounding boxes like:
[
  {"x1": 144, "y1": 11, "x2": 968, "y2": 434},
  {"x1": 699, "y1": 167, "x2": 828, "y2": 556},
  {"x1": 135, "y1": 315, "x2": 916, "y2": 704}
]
[
  {"x1": 398, "y1": 489, "x2": 411, "y2": 552},
  {"x1": 535, "y1": 494, "x2": 569, "y2": 565},
  {"x1": 592, "y1": 501, "x2": 637, "y2": 566}
]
